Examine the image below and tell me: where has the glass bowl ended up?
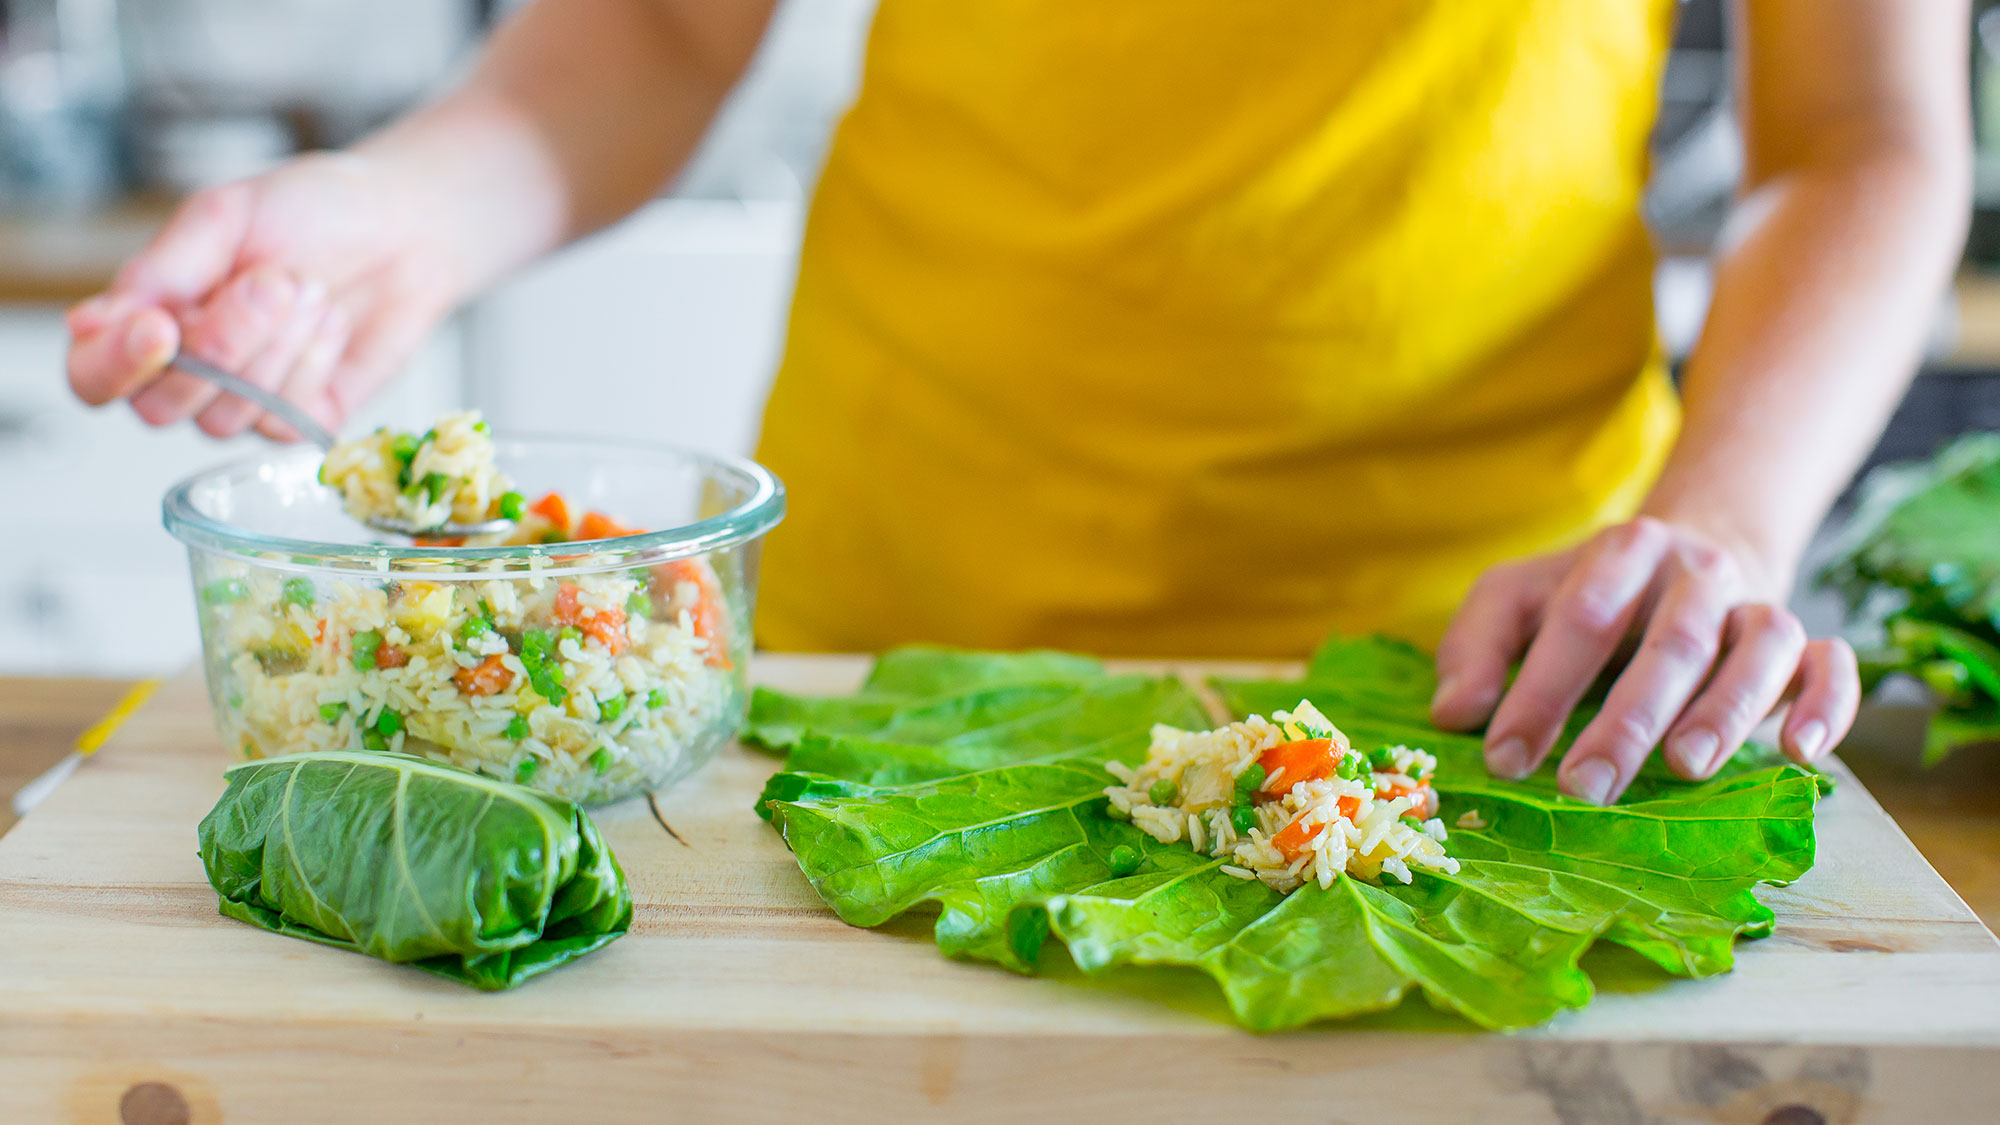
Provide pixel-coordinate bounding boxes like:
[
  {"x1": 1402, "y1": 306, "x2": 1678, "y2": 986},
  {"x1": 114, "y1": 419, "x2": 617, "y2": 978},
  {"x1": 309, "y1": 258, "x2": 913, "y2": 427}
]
[{"x1": 163, "y1": 435, "x2": 784, "y2": 805}]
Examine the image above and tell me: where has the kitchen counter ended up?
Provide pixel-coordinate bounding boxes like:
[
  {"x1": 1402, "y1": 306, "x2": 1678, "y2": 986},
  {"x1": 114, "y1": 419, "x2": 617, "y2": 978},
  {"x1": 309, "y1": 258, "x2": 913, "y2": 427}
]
[
  {"x1": 0, "y1": 198, "x2": 177, "y2": 305},
  {"x1": 6, "y1": 661, "x2": 2000, "y2": 1121},
  {"x1": 5, "y1": 675, "x2": 1996, "y2": 934},
  {"x1": 0, "y1": 677, "x2": 135, "y2": 837}
]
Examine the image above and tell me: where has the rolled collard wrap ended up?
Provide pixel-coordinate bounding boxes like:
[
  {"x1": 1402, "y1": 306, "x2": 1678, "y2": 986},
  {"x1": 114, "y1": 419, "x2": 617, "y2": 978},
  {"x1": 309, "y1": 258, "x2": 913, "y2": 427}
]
[{"x1": 197, "y1": 750, "x2": 632, "y2": 990}]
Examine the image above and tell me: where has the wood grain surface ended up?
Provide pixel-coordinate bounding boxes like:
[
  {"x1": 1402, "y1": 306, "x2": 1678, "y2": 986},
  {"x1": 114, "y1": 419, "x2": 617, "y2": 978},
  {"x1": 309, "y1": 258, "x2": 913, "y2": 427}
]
[
  {"x1": 4, "y1": 660, "x2": 2000, "y2": 1123},
  {"x1": 0, "y1": 677, "x2": 136, "y2": 838}
]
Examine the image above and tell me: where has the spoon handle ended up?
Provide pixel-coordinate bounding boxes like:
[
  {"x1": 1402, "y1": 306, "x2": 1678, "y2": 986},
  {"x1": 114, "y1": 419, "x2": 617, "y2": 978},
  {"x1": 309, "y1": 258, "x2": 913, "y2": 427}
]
[{"x1": 169, "y1": 353, "x2": 339, "y2": 451}]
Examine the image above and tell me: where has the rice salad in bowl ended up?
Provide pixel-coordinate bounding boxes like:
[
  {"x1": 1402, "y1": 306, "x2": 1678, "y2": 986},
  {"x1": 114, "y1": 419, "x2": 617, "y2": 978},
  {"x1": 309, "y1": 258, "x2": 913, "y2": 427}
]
[
  {"x1": 166, "y1": 430, "x2": 783, "y2": 805},
  {"x1": 1104, "y1": 699, "x2": 1457, "y2": 891}
]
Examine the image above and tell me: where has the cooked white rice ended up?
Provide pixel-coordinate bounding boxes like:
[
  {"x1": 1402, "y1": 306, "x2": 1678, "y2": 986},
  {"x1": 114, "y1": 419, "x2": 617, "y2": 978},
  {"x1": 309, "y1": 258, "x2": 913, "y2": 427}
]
[
  {"x1": 197, "y1": 552, "x2": 735, "y2": 804},
  {"x1": 1104, "y1": 699, "x2": 1458, "y2": 892},
  {"x1": 320, "y1": 409, "x2": 512, "y2": 531}
]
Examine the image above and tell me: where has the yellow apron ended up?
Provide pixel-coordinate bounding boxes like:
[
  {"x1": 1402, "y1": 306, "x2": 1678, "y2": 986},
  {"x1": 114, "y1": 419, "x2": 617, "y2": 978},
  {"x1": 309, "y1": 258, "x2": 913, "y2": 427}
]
[{"x1": 755, "y1": 0, "x2": 1681, "y2": 657}]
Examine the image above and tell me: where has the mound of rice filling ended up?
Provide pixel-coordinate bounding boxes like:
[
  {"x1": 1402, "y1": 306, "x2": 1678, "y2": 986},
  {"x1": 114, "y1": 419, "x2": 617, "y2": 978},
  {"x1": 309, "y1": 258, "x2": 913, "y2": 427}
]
[
  {"x1": 1104, "y1": 699, "x2": 1458, "y2": 891},
  {"x1": 320, "y1": 409, "x2": 519, "y2": 532}
]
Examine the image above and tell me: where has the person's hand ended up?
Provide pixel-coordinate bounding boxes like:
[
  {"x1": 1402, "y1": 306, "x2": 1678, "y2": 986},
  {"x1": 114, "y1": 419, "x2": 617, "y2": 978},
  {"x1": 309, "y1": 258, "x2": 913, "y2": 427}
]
[
  {"x1": 66, "y1": 151, "x2": 457, "y2": 440},
  {"x1": 1428, "y1": 517, "x2": 1858, "y2": 804}
]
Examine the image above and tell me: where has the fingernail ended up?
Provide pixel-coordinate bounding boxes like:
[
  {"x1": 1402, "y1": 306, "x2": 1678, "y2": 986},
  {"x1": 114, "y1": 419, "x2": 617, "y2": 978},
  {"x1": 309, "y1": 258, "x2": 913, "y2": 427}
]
[
  {"x1": 1667, "y1": 728, "x2": 1720, "y2": 776},
  {"x1": 124, "y1": 314, "x2": 170, "y2": 362},
  {"x1": 1792, "y1": 720, "x2": 1828, "y2": 761},
  {"x1": 1564, "y1": 757, "x2": 1617, "y2": 806},
  {"x1": 1487, "y1": 737, "x2": 1532, "y2": 780}
]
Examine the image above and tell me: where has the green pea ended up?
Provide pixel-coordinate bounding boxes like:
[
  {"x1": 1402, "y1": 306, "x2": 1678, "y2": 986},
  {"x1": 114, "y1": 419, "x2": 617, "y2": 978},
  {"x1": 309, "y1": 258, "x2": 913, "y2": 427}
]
[
  {"x1": 589, "y1": 747, "x2": 613, "y2": 775},
  {"x1": 351, "y1": 630, "x2": 382, "y2": 670},
  {"x1": 498, "y1": 490, "x2": 526, "y2": 521},
  {"x1": 458, "y1": 615, "x2": 493, "y2": 640},
  {"x1": 1235, "y1": 763, "x2": 1267, "y2": 794},
  {"x1": 626, "y1": 591, "x2": 652, "y2": 618},
  {"x1": 1230, "y1": 806, "x2": 1259, "y2": 835},
  {"x1": 1410, "y1": 760, "x2": 1432, "y2": 781},
  {"x1": 647, "y1": 688, "x2": 668, "y2": 709},
  {"x1": 598, "y1": 693, "x2": 627, "y2": 724},
  {"x1": 558, "y1": 625, "x2": 582, "y2": 646},
  {"x1": 1334, "y1": 752, "x2": 1366, "y2": 781},
  {"x1": 1103, "y1": 801, "x2": 1131, "y2": 821},
  {"x1": 473, "y1": 420, "x2": 491, "y2": 435},
  {"x1": 201, "y1": 577, "x2": 247, "y2": 606},
  {"x1": 374, "y1": 708, "x2": 403, "y2": 737},
  {"x1": 391, "y1": 432, "x2": 419, "y2": 465},
  {"x1": 415, "y1": 471, "x2": 451, "y2": 503},
  {"x1": 319, "y1": 701, "x2": 347, "y2": 724},
  {"x1": 1105, "y1": 844, "x2": 1142, "y2": 877},
  {"x1": 515, "y1": 758, "x2": 540, "y2": 784},
  {"x1": 504, "y1": 714, "x2": 531, "y2": 741},
  {"x1": 361, "y1": 728, "x2": 388, "y2": 752},
  {"x1": 281, "y1": 577, "x2": 315, "y2": 609},
  {"x1": 1368, "y1": 746, "x2": 1397, "y2": 772},
  {"x1": 1147, "y1": 778, "x2": 1178, "y2": 805}
]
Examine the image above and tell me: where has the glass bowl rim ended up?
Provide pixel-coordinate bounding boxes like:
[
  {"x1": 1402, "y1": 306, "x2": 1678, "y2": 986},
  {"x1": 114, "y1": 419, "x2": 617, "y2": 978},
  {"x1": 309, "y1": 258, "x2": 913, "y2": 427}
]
[{"x1": 162, "y1": 432, "x2": 785, "y2": 576}]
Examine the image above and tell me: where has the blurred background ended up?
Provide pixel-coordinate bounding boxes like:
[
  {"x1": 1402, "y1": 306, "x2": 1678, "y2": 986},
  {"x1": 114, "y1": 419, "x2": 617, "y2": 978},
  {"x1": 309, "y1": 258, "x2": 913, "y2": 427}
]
[{"x1": 0, "y1": 0, "x2": 1993, "y2": 675}]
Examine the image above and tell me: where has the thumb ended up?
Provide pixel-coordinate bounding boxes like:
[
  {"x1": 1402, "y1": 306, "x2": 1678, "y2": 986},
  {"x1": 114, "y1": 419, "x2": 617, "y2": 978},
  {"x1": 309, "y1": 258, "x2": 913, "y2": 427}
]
[{"x1": 113, "y1": 182, "x2": 257, "y2": 305}]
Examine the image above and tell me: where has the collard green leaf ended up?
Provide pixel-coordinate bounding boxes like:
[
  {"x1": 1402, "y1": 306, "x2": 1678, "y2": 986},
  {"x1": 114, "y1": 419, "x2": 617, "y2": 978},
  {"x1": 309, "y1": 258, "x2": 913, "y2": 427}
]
[
  {"x1": 757, "y1": 642, "x2": 1819, "y2": 1030},
  {"x1": 745, "y1": 647, "x2": 1112, "y2": 752},
  {"x1": 197, "y1": 750, "x2": 632, "y2": 990},
  {"x1": 1821, "y1": 433, "x2": 2000, "y2": 630},
  {"x1": 1820, "y1": 435, "x2": 2000, "y2": 761}
]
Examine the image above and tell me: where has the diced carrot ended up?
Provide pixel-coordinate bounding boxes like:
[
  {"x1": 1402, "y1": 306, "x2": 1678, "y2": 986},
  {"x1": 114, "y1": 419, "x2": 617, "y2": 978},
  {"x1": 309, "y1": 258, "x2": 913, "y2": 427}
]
[
  {"x1": 553, "y1": 583, "x2": 585, "y2": 625},
  {"x1": 1256, "y1": 738, "x2": 1338, "y2": 794},
  {"x1": 577, "y1": 510, "x2": 642, "y2": 540},
  {"x1": 1377, "y1": 780, "x2": 1438, "y2": 820},
  {"x1": 552, "y1": 582, "x2": 631, "y2": 656},
  {"x1": 314, "y1": 618, "x2": 328, "y2": 646},
  {"x1": 581, "y1": 609, "x2": 628, "y2": 655},
  {"x1": 452, "y1": 654, "x2": 514, "y2": 696},
  {"x1": 528, "y1": 492, "x2": 572, "y2": 534},
  {"x1": 1271, "y1": 816, "x2": 1326, "y2": 861},
  {"x1": 413, "y1": 535, "x2": 465, "y2": 547},
  {"x1": 657, "y1": 557, "x2": 730, "y2": 668},
  {"x1": 375, "y1": 642, "x2": 409, "y2": 669},
  {"x1": 1336, "y1": 794, "x2": 1362, "y2": 821}
]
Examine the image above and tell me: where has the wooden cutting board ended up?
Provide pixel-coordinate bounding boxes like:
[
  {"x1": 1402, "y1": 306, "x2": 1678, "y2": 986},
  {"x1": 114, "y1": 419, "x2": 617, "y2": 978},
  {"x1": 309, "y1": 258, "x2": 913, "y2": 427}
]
[{"x1": 4, "y1": 657, "x2": 2000, "y2": 1124}]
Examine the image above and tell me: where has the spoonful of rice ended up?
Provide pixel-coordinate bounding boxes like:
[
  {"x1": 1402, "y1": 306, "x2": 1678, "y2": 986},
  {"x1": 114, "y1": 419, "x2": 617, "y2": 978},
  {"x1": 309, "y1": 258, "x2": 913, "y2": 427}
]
[{"x1": 170, "y1": 352, "x2": 521, "y2": 538}]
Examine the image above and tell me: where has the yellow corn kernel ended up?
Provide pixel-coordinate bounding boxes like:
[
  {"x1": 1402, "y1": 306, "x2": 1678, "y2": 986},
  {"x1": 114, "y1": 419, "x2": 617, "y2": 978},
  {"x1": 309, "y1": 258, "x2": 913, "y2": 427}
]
[{"x1": 393, "y1": 582, "x2": 453, "y2": 638}]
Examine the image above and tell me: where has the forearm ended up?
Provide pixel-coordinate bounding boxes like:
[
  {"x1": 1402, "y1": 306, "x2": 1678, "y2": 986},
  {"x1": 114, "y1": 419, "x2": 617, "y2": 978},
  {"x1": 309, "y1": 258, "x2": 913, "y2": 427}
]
[
  {"x1": 353, "y1": 0, "x2": 776, "y2": 302},
  {"x1": 1641, "y1": 141, "x2": 1969, "y2": 593}
]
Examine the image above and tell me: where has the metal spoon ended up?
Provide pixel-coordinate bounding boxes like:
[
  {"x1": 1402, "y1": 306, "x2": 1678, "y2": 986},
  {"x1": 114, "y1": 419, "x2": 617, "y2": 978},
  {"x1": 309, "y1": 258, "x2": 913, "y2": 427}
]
[{"x1": 170, "y1": 352, "x2": 515, "y2": 538}]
